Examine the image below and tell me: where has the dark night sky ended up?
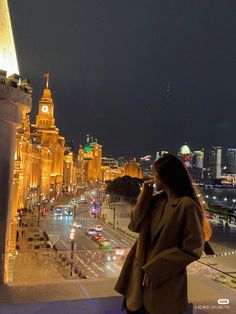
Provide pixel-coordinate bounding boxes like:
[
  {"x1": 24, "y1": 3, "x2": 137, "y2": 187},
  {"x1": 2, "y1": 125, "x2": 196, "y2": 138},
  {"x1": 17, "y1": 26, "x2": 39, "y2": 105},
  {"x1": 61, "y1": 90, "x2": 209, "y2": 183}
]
[{"x1": 10, "y1": 0, "x2": 236, "y2": 159}]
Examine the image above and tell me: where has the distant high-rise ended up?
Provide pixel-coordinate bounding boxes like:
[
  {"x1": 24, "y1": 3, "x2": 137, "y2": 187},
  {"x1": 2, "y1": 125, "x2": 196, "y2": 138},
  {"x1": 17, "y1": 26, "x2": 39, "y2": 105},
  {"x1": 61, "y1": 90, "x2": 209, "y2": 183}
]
[
  {"x1": 192, "y1": 150, "x2": 204, "y2": 169},
  {"x1": 226, "y1": 148, "x2": 236, "y2": 175},
  {"x1": 156, "y1": 151, "x2": 169, "y2": 160},
  {"x1": 209, "y1": 147, "x2": 222, "y2": 179},
  {"x1": 117, "y1": 157, "x2": 125, "y2": 167},
  {"x1": 140, "y1": 156, "x2": 152, "y2": 178}
]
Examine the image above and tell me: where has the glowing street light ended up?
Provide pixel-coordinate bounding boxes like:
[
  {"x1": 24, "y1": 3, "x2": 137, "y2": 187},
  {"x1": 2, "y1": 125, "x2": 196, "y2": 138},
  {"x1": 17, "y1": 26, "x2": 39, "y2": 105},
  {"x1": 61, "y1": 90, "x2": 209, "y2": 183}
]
[{"x1": 70, "y1": 229, "x2": 75, "y2": 277}]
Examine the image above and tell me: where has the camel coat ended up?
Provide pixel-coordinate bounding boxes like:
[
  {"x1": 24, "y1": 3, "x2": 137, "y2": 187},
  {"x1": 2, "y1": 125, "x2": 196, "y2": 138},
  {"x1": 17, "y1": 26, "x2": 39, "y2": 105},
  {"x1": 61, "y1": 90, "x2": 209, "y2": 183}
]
[{"x1": 114, "y1": 187, "x2": 205, "y2": 314}]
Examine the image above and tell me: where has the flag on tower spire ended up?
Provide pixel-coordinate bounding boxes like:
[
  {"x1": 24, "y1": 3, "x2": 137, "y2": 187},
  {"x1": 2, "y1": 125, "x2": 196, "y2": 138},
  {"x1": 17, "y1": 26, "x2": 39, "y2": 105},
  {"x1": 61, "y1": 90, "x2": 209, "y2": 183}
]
[
  {"x1": 44, "y1": 73, "x2": 49, "y2": 89},
  {"x1": 0, "y1": 0, "x2": 20, "y2": 75}
]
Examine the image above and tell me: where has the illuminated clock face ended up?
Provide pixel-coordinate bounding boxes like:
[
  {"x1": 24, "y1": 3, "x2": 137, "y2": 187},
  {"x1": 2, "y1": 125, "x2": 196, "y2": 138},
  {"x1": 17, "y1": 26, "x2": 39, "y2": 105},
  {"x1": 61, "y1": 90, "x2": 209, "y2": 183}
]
[{"x1": 42, "y1": 105, "x2": 49, "y2": 113}]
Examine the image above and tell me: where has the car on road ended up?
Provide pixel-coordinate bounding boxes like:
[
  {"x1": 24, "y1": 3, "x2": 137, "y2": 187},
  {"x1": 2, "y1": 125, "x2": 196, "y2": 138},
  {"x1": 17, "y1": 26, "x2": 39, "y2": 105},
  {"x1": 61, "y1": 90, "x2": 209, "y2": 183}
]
[
  {"x1": 92, "y1": 233, "x2": 104, "y2": 242},
  {"x1": 106, "y1": 254, "x2": 116, "y2": 261},
  {"x1": 54, "y1": 205, "x2": 64, "y2": 216},
  {"x1": 72, "y1": 222, "x2": 82, "y2": 229},
  {"x1": 115, "y1": 247, "x2": 125, "y2": 256},
  {"x1": 95, "y1": 224, "x2": 103, "y2": 232},
  {"x1": 86, "y1": 227, "x2": 96, "y2": 236},
  {"x1": 99, "y1": 240, "x2": 115, "y2": 250},
  {"x1": 64, "y1": 208, "x2": 73, "y2": 216}
]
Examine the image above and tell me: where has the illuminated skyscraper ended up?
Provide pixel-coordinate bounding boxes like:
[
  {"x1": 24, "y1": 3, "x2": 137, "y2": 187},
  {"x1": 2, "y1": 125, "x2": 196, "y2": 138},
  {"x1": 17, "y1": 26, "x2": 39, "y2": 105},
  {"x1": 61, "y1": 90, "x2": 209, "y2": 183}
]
[
  {"x1": 209, "y1": 146, "x2": 222, "y2": 179},
  {"x1": 226, "y1": 148, "x2": 236, "y2": 175}
]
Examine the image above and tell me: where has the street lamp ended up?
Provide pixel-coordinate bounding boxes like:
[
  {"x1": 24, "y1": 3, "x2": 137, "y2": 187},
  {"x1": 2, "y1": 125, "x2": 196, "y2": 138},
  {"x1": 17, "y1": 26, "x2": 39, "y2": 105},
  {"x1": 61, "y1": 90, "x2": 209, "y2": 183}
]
[
  {"x1": 37, "y1": 202, "x2": 40, "y2": 227},
  {"x1": 109, "y1": 203, "x2": 116, "y2": 229},
  {"x1": 26, "y1": 196, "x2": 30, "y2": 211},
  {"x1": 37, "y1": 193, "x2": 43, "y2": 227},
  {"x1": 69, "y1": 228, "x2": 76, "y2": 277}
]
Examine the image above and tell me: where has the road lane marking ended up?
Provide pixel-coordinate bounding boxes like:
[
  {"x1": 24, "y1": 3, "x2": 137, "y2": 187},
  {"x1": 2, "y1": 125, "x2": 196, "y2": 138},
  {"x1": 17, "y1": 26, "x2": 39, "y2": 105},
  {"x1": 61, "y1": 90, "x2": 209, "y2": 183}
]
[
  {"x1": 61, "y1": 240, "x2": 69, "y2": 249},
  {"x1": 121, "y1": 239, "x2": 131, "y2": 245},
  {"x1": 101, "y1": 229, "x2": 127, "y2": 247},
  {"x1": 110, "y1": 239, "x2": 119, "y2": 245},
  {"x1": 112, "y1": 262, "x2": 122, "y2": 270},
  {"x1": 75, "y1": 255, "x2": 85, "y2": 265},
  {"x1": 106, "y1": 265, "x2": 115, "y2": 273}
]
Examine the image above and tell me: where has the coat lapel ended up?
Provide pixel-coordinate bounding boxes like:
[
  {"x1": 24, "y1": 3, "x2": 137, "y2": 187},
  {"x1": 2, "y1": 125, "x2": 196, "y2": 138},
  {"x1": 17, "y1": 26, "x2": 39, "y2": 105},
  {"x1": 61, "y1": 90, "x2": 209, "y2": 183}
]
[{"x1": 150, "y1": 196, "x2": 181, "y2": 243}]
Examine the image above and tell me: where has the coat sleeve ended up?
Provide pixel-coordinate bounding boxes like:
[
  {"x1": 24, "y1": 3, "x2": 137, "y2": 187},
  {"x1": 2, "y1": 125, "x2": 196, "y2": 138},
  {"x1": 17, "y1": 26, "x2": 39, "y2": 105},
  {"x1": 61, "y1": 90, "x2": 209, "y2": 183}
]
[
  {"x1": 142, "y1": 198, "x2": 205, "y2": 288},
  {"x1": 128, "y1": 185, "x2": 153, "y2": 233}
]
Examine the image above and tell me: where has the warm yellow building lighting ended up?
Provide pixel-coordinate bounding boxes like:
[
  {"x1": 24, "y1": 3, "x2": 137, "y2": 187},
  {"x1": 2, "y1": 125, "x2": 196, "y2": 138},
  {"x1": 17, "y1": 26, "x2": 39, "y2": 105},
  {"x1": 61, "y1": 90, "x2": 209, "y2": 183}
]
[{"x1": 0, "y1": 0, "x2": 19, "y2": 75}]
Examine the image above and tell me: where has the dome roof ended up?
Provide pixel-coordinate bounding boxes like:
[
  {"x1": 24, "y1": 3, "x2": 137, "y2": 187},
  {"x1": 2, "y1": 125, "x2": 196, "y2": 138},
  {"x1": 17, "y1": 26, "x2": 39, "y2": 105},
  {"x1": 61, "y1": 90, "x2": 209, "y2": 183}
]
[
  {"x1": 180, "y1": 144, "x2": 191, "y2": 155},
  {"x1": 84, "y1": 142, "x2": 92, "y2": 152}
]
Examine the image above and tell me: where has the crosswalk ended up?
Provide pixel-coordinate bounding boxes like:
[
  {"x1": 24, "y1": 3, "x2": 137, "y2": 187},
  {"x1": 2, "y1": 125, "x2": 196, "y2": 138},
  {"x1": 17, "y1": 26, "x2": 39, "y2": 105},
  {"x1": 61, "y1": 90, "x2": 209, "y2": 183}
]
[
  {"x1": 77, "y1": 217, "x2": 98, "y2": 221},
  {"x1": 49, "y1": 215, "x2": 98, "y2": 222}
]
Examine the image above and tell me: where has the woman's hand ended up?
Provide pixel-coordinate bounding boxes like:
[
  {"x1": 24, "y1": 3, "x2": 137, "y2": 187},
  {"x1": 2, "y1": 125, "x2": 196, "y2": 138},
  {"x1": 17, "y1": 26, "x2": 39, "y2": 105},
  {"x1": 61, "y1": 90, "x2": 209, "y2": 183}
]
[{"x1": 142, "y1": 179, "x2": 154, "y2": 194}]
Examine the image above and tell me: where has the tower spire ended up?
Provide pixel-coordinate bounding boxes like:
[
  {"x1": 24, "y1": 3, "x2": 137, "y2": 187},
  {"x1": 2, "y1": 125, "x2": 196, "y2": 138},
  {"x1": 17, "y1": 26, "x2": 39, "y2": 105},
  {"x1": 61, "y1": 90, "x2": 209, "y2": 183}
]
[
  {"x1": 0, "y1": 0, "x2": 19, "y2": 75},
  {"x1": 44, "y1": 73, "x2": 49, "y2": 89}
]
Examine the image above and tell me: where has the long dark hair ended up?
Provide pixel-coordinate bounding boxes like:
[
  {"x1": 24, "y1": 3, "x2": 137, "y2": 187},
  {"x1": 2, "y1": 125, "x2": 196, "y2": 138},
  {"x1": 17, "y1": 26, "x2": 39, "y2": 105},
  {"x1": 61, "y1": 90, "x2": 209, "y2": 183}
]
[
  {"x1": 154, "y1": 153, "x2": 197, "y2": 201},
  {"x1": 154, "y1": 153, "x2": 212, "y2": 241}
]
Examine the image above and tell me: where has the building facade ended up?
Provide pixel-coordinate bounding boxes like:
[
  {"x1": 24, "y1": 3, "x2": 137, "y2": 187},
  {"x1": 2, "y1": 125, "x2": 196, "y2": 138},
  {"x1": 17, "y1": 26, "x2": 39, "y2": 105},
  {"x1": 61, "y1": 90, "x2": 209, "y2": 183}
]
[
  {"x1": 226, "y1": 148, "x2": 236, "y2": 175},
  {"x1": 31, "y1": 79, "x2": 65, "y2": 197},
  {"x1": 124, "y1": 158, "x2": 143, "y2": 178},
  {"x1": 0, "y1": 0, "x2": 32, "y2": 283},
  {"x1": 209, "y1": 146, "x2": 222, "y2": 179},
  {"x1": 80, "y1": 135, "x2": 102, "y2": 182}
]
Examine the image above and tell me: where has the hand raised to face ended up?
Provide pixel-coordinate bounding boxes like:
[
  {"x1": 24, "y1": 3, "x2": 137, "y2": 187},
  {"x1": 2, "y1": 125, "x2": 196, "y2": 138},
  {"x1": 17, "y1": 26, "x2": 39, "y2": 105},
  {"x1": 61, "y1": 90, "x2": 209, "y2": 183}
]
[{"x1": 142, "y1": 179, "x2": 154, "y2": 194}]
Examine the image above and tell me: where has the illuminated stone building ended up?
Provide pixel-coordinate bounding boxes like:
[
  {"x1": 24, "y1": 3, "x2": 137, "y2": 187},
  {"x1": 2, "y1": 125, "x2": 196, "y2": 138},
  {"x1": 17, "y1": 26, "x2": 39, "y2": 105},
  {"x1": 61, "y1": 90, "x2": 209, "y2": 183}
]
[
  {"x1": 31, "y1": 76, "x2": 65, "y2": 197},
  {"x1": 0, "y1": 0, "x2": 31, "y2": 283},
  {"x1": 63, "y1": 147, "x2": 79, "y2": 194},
  {"x1": 124, "y1": 158, "x2": 143, "y2": 178},
  {"x1": 101, "y1": 157, "x2": 124, "y2": 181},
  {"x1": 81, "y1": 135, "x2": 102, "y2": 182},
  {"x1": 101, "y1": 166, "x2": 125, "y2": 181},
  {"x1": 14, "y1": 112, "x2": 52, "y2": 211}
]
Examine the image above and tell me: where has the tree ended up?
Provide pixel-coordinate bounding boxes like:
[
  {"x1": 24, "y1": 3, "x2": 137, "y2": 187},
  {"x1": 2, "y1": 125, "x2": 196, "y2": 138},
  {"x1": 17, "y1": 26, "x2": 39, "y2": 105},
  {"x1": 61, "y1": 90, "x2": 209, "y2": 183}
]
[{"x1": 106, "y1": 176, "x2": 143, "y2": 203}]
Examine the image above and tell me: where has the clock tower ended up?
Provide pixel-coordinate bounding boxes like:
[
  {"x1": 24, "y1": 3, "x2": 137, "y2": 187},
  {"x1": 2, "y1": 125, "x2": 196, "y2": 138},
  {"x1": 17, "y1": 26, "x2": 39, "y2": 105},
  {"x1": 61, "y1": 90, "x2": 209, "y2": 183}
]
[
  {"x1": 33, "y1": 74, "x2": 65, "y2": 201},
  {"x1": 35, "y1": 74, "x2": 55, "y2": 129}
]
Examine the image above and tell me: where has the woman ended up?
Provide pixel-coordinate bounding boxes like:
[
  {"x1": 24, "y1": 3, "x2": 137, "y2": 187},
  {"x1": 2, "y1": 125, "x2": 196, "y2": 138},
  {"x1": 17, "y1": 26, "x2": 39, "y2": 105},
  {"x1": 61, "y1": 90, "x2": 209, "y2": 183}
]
[{"x1": 115, "y1": 153, "x2": 212, "y2": 314}]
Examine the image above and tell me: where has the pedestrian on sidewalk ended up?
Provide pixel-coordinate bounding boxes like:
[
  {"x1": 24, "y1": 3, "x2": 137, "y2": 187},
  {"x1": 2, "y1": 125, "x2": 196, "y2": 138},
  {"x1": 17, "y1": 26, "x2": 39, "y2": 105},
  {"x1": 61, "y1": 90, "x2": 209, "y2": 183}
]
[
  {"x1": 21, "y1": 229, "x2": 24, "y2": 237},
  {"x1": 115, "y1": 153, "x2": 212, "y2": 314}
]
